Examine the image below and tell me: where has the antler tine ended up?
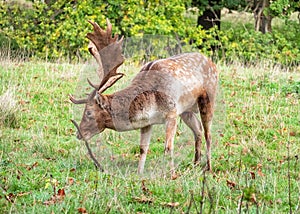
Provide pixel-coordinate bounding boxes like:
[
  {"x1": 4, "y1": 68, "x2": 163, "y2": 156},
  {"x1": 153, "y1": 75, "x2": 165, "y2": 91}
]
[
  {"x1": 87, "y1": 78, "x2": 100, "y2": 89},
  {"x1": 98, "y1": 73, "x2": 124, "y2": 94},
  {"x1": 86, "y1": 19, "x2": 118, "y2": 52},
  {"x1": 69, "y1": 94, "x2": 88, "y2": 104},
  {"x1": 118, "y1": 35, "x2": 124, "y2": 44},
  {"x1": 105, "y1": 18, "x2": 119, "y2": 44},
  {"x1": 88, "y1": 42, "x2": 102, "y2": 65},
  {"x1": 105, "y1": 18, "x2": 113, "y2": 39},
  {"x1": 88, "y1": 41, "x2": 104, "y2": 80}
]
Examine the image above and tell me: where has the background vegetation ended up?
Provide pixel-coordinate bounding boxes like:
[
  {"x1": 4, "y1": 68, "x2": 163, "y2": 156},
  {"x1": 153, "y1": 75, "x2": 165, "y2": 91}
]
[{"x1": 0, "y1": 0, "x2": 300, "y2": 65}]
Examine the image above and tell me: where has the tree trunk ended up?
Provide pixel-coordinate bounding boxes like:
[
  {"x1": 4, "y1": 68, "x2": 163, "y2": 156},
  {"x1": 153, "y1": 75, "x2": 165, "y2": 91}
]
[
  {"x1": 192, "y1": 0, "x2": 221, "y2": 52},
  {"x1": 253, "y1": 0, "x2": 272, "y2": 33},
  {"x1": 197, "y1": 6, "x2": 221, "y2": 31}
]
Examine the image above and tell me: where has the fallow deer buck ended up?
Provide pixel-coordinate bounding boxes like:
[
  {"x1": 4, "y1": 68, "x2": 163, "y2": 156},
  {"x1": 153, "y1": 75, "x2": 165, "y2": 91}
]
[{"x1": 70, "y1": 19, "x2": 219, "y2": 174}]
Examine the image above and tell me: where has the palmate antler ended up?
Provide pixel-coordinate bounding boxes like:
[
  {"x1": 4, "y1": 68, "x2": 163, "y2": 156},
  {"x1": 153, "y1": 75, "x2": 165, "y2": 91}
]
[
  {"x1": 86, "y1": 19, "x2": 125, "y2": 92},
  {"x1": 70, "y1": 19, "x2": 125, "y2": 104}
]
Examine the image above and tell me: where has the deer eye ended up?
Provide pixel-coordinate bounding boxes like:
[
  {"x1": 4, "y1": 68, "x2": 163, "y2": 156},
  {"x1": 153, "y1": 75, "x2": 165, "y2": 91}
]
[{"x1": 86, "y1": 111, "x2": 93, "y2": 118}]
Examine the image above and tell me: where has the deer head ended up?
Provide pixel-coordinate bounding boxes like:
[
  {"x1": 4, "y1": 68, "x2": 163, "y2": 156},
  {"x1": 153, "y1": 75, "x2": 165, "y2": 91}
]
[{"x1": 70, "y1": 19, "x2": 124, "y2": 140}]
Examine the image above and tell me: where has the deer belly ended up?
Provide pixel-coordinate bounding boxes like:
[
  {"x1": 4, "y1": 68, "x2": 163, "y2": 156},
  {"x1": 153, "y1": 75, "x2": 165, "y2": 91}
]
[{"x1": 130, "y1": 106, "x2": 166, "y2": 129}]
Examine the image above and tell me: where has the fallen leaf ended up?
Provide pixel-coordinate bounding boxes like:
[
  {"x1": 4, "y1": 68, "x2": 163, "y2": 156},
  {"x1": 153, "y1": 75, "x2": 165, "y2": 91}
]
[
  {"x1": 256, "y1": 163, "x2": 262, "y2": 171},
  {"x1": 161, "y1": 202, "x2": 180, "y2": 207},
  {"x1": 241, "y1": 107, "x2": 247, "y2": 114},
  {"x1": 43, "y1": 188, "x2": 66, "y2": 205},
  {"x1": 229, "y1": 136, "x2": 236, "y2": 141},
  {"x1": 171, "y1": 173, "x2": 179, "y2": 180},
  {"x1": 121, "y1": 153, "x2": 129, "y2": 158},
  {"x1": 225, "y1": 142, "x2": 238, "y2": 147},
  {"x1": 16, "y1": 170, "x2": 23, "y2": 180},
  {"x1": 26, "y1": 162, "x2": 38, "y2": 171},
  {"x1": 5, "y1": 191, "x2": 31, "y2": 203},
  {"x1": 257, "y1": 170, "x2": 265, "y2": 177},
  {"x1": 45, "y1": 157, "x2": 56, "y2": 161},
  {"x1": 78, "y1": 207, "x2": 88, "y2": 213},
  {"x1": 229, "y1": 102, "x2": 235, "y2": 108},
  {"x1": 57, "y1": 188, "x2": 65, "y2": 196},
  {"x1": 242, "y1": 147, "x2": 249, "y2": 155},
  {"x1": 5, "y1": 193, "x2": 15, "y2": 203},
  {"x1": 250, "y1": 193, "x2": 257, "y2": 203},
  {"x1": 141, "y1": 180, "x2": 152, "y2": 195},
  {"x1": 16, "y1": 192, "x2": 31, "y2": 197},
  {"x1": 19, "y1": 100, "x2": 26, "y2": 105},
  {"x1": 226, "y1": 180, "x2": 236, "y2": 189},
  {"x1": 249, "y1": 171, "x2": 256, "y2": 179},
  {"x1": 132, "y1": 195, "x2": 153, "y2": 204},
  {"x1": 68, "y1": 177, "x2": 75, "y2": 186}
]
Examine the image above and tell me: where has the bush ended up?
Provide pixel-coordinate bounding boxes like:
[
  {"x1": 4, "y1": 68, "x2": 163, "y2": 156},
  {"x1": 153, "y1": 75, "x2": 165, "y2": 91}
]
[
  {"x1": 0, "y1": 0, "x2": 194, "y2": 60},
  {"x1": 0, "y1": 1, "x2": 299, "y2": 67},
  {"x1": 219, "y1": 19, "x2": 300, "y2": 66},
  {"x1": 0, "y1": 1, "x2": 106, "y2": 60}
]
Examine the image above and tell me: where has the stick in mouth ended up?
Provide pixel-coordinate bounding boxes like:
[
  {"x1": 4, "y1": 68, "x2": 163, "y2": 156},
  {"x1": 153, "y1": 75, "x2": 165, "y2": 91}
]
[{"x1": 71, "y1": 119, "x2": 104, "y2": 172}]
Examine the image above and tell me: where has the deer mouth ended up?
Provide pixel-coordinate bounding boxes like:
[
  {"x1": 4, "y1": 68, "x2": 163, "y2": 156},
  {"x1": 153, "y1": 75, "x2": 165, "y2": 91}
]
[
  {"x1": 76, "y1": 133, "x2": 83, "y2": 140},
  {"x1": 71, "y1": 119, "x2": 101, "y2": 141}
]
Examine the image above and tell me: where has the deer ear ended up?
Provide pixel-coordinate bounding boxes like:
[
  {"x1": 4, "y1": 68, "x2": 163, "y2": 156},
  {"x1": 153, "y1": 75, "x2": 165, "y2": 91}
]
[{"x1": 95, "y1": 93, "x2": 109, "y2": 109}]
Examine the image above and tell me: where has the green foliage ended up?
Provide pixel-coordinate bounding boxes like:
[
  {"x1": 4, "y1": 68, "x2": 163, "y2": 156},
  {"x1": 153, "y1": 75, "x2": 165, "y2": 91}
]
[
  {"x1": 0, "y1": 0, "x2": 299, "y2": 67},
  {"x1": 223, "y1": 0, "x2": 248, "y2": 11},
  {"x1": 0, "y1": 0, "x2": 194, "y2": 60},
  {"x1": 219, "y1": 19, "x2": 300, "y2": 66},
  {"x1": 0, "y1": 1, "x2": 107, "y2": 59},
  {"x1": 269, "y1": 0, "x2": 300, "y2": 19}
]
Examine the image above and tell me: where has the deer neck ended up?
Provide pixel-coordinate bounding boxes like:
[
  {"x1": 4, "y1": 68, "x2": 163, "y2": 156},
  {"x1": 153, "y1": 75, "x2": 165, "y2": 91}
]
[{"x1": 100, "y1": 91, "x2": 137, "y2": 131}]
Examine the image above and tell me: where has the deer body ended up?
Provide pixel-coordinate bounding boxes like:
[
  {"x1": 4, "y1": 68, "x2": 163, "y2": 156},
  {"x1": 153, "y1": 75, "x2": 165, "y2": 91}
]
[
  {"x1": 101, "y1": 53, "x2": 217, "y2": 131},
  {"x1": 70, "y1": 19, "x2": 218, "y2": 174}
]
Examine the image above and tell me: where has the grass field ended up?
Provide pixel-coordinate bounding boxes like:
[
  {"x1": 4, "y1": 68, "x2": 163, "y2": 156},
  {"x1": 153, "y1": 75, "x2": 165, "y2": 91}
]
[{"x1": 0, "y1": 55, "x2": 299, "y2": 213}]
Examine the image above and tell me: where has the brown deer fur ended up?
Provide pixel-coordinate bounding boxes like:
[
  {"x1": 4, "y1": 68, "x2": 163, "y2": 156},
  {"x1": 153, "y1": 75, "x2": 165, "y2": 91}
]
[{"x1": 70, "y1": 19, "x2": 219, "y2": 174}]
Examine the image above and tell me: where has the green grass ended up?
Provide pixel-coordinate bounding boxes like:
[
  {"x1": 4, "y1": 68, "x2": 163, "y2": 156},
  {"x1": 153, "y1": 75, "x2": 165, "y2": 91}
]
[{"x1": 0, "y1": 57, "x2": 299, "y2": 213}]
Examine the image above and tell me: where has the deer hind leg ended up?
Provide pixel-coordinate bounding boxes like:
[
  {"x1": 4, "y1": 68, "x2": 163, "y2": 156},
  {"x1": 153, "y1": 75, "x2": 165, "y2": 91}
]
[
  {"x1": 138, "y1": 125, "x2": 152, "y2": 174},
  {"x1": 164, "y1": 114, "x2": 177, "y2": 174},
  {"x1": 180, "y1": 111, "x2": 203, "y2": 165},
  {"x1": 198, "y1": 93, "x2": 215, "y2": 172}
]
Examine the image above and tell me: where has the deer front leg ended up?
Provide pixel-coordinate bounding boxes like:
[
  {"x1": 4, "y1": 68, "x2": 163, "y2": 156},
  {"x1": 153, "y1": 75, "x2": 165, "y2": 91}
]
[
  {"x1": 138, "y1": 125, "x2": 152, "y2": 174},
  {"x1": 164, "y1": 115, "x2": 177, "y2": 174}
]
